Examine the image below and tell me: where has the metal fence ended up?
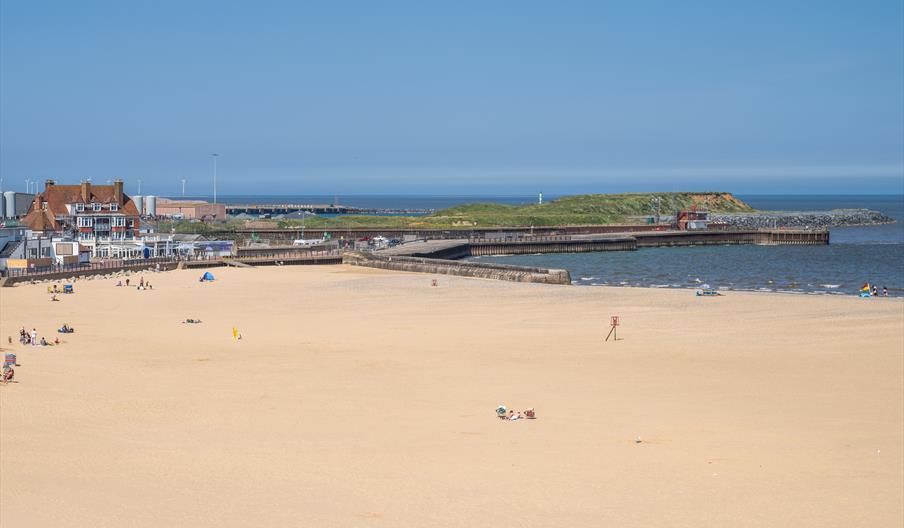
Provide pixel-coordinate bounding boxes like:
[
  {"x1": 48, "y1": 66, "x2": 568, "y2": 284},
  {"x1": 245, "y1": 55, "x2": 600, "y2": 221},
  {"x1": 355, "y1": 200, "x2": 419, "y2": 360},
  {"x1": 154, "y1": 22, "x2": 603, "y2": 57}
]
[{"x1": 3, "y1": 257, "x2": 177, "y2": 278}]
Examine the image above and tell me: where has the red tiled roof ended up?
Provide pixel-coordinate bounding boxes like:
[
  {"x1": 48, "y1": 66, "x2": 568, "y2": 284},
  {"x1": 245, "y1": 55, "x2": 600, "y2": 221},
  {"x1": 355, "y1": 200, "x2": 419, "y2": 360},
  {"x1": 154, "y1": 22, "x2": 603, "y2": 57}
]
[
  {"x1": 24, "y1": 182, "x2": 141, "y2": 232},
  {"x1": 23, "y1": 209, "x2": 59, "y2": 231}
]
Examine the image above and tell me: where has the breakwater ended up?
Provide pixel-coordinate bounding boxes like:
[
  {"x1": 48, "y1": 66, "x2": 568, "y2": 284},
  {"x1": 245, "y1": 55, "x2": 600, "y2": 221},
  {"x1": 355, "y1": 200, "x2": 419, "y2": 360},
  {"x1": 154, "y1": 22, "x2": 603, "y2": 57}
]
[
  {"x1": 343, "y1": 251, "x2": 571, "y2": 285},
  {"x1": 710, "y1": 209, "x2": 894, "y2": 229},
  {"x1": 381, "y1": 229, "x2": 828, "y2": 259}
]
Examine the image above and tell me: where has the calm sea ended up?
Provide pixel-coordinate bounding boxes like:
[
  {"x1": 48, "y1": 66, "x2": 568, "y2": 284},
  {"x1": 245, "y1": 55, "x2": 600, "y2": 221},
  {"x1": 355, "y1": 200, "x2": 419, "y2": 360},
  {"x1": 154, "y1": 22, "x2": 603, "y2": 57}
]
[
  {"x1": 195, "y1": 193, "x2": 903, "y2": 296},
  {"x1": 468, "y1": 195, "x2": 904, "y2": 297}
]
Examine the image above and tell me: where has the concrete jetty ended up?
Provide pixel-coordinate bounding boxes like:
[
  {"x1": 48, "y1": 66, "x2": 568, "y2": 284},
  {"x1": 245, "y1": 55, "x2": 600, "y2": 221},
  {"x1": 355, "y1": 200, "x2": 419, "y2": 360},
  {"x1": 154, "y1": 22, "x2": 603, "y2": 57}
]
[{"x1": 379, "y1": 229, "x2": 829, "y2": 259}]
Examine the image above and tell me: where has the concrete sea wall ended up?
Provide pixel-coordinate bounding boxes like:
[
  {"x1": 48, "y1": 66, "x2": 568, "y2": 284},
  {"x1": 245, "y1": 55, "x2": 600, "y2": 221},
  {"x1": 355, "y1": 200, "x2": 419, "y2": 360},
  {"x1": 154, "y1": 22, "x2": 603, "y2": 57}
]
[{"x1": 342, "y1": 251, "x2": 571, "y2": 285}]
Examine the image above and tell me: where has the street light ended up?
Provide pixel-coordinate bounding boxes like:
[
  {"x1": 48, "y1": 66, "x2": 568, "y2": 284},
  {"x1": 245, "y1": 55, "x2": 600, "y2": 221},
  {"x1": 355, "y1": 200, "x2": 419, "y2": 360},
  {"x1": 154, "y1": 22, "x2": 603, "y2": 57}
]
[{"x1": 210, "y1": 154, "x2": 219, "y2": 204}]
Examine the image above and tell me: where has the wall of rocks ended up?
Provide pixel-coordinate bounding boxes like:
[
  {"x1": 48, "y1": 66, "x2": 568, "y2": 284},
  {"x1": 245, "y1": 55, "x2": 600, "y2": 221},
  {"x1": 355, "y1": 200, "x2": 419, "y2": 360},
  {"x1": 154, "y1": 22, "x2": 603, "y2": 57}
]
[{"x1": 710, "y1": 209, "x2": 894, "y2": 230}]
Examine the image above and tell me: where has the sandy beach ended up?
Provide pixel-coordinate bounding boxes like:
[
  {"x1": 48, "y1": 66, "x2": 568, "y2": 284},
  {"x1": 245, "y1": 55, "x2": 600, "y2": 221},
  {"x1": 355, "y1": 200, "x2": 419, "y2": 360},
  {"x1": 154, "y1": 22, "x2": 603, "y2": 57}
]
[{"x1": 1, "y1": 265, "x2": 902, "y2": 527}]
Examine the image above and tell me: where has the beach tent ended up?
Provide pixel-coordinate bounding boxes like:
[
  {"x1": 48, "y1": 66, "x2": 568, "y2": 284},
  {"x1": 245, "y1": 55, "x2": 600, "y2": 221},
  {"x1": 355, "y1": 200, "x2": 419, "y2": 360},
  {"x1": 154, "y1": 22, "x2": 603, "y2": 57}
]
[{"x1": 201, "y1": 272, "x2": 215, "y2": 281}]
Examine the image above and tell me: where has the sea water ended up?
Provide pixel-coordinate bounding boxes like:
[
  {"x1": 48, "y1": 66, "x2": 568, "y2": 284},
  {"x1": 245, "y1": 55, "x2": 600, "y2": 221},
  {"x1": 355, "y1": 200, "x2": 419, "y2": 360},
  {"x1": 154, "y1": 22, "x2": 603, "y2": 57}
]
[{"x1": 467, "y1": 195, "x2": 904, "y2": 297}]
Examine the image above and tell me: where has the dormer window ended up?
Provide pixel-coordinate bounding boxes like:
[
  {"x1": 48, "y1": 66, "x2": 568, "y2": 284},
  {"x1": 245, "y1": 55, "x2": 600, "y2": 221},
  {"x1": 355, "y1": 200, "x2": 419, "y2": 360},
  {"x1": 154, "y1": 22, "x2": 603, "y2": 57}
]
[
  {"x1": 110, "y1": 203, "x2": 118, "y2": 211},
  {"x1": 76, "y1": 203, "x2": 85, "y2": 212},
  {"x1": 93, "y1": 203, "x2": 102, "y2": 212}
]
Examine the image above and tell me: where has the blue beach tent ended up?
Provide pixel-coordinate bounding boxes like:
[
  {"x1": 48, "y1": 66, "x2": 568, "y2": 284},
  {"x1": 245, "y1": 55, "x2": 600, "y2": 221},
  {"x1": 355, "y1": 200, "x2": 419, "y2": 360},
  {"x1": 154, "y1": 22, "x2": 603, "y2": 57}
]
[{"x1": 201, "y1": 272, "x2": 215, "y2": 281}]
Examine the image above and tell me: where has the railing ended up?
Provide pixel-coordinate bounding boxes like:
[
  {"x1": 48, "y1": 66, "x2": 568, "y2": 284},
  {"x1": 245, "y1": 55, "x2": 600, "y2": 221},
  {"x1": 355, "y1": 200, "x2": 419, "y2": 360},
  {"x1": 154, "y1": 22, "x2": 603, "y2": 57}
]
[
  {"x1": 469, "y1": 234, "x2": 572, "y2": 243},
  {"x1": 229, "y1": 248, "x2": 342, "y2": 261},
  {"x1": 4, "y1": 257, "x2": 177, "y2": 278}
]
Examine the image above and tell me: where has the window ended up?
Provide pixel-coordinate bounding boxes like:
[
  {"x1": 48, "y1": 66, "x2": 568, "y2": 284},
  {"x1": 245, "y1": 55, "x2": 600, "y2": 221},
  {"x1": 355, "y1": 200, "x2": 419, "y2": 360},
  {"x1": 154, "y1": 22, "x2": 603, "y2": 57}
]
[
  {"x1": 110, "y1": 203, "x2": 118, "y2": 211},
  {"x1": 79, "y1": 231, "x2": 93, "y2": 240},
  {"x1": 93, "y1": 203, "x2": 102, "y2": 212},
  {"x1": 77, "y1": 216, "x2": 93, "y2": 227},
  {"x1": 28, "y1": 248, "x2": 38, "y2": 258},
  {"x1": 41, "y1": 247, "x2": 50, "y2": 257},
  {"x1": 76, "y1": 203, "x2": 85, "y2": 212},
  {"x1": 112, "y1": 217, "x2": 126, "y2": 227}
]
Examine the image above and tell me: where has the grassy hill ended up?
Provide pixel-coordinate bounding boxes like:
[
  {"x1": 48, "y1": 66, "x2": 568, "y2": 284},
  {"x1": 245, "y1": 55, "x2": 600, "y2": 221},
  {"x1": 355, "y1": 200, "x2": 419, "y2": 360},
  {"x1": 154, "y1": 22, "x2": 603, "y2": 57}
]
[
  {"x1": 266, "y1": 192, "x2": 755, "y2": 230},
  {"x1": 427, "y1": 192, "x2": 753, "y2": 227}
]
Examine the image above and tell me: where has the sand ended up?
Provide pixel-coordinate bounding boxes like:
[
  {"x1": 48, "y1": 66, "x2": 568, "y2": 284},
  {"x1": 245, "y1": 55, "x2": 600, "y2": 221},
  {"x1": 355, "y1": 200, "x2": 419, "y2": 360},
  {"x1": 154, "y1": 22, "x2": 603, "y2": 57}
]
[{"x1": 1, "y1": 265, "x2": 902, "y2": 527}]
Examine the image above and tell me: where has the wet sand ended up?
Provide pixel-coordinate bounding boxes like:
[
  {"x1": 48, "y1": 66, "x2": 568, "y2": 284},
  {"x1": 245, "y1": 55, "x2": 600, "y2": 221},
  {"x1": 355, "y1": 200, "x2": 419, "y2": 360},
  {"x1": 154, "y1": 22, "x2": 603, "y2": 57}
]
[{"x1": 1, "y1": 265, "x2": 902, "y2": 527}]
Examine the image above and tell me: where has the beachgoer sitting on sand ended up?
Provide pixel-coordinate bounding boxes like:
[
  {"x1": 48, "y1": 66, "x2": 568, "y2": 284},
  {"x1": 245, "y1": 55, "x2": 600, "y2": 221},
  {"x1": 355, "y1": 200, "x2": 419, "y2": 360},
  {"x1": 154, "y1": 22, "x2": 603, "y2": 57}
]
[
  {"x1": 51, "y1": 294, "x2": 59, "y2": 302},
  {"x1": 116, "y1": 280, "x2": 123, "y2": 287},
  {"x1": 524, "y1": 408, "x2": 536, "y2": 419},
  {"x1": 58, "y1": 324, "x2": 74, "y2": 333},
  {"x1": 2, "y1": 365, "x2": 14, "y2": 384},
  {"x1": 54, "y1": 337, "x2": 60, "y2": 345},
  {"x1": 40, "y1": 337, "x2": 49, "y2": 346}
]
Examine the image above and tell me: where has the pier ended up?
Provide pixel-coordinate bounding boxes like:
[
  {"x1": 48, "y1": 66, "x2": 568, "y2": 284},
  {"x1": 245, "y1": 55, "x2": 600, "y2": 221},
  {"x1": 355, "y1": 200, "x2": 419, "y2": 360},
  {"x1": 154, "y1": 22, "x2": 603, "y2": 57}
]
[{"x1": 225, "y1": 204, "x2": 432, "y2": 216}]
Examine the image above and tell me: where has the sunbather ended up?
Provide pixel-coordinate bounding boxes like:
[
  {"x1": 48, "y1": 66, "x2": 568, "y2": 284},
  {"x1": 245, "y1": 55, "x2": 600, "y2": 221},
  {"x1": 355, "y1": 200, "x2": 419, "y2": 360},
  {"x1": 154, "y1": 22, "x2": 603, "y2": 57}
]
[{"x1": 1, "y1": 366, "x2": 14, "y2": 384}]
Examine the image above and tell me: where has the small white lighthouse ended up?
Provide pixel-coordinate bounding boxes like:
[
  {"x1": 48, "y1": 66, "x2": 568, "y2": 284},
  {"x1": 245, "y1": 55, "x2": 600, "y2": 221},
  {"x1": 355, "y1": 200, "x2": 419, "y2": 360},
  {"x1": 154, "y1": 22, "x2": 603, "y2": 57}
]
[{"x1": 538, "y1": 191, "x2": 543, "y2": 205}]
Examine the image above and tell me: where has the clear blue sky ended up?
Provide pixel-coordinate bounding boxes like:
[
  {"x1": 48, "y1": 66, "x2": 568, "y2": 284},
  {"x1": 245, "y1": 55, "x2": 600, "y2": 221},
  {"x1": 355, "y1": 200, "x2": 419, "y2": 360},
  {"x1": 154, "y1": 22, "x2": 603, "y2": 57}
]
[{"x1": 2, "y1": 0, "x2": 903, "y2": 195}]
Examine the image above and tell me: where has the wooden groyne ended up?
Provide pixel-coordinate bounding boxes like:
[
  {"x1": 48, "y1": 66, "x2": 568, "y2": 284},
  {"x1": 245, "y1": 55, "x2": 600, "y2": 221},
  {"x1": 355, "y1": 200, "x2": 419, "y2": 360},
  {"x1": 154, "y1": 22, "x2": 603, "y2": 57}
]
[
  {"x1": 343, "y1": 251, "x2": 571, "y2": 285},
  {"x1": 469, "y1": 235, "x2": 637, "y2": 256},
  {"x1": 632, "y1": 229, "x2": 829, "y2": 247}
]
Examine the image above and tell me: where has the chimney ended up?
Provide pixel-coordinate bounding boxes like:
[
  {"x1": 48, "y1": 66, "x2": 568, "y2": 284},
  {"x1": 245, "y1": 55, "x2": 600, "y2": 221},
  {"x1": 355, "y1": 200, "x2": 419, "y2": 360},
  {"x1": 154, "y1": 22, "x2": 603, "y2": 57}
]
[
  {"x1": 80, "y1": 181, "x2": 90, "y2": 203},
  {"x1": 45, "y1": 179, "x2": 55, "y2": 192},
  {"x1": 113, "y1": 179, "x2": 124, "y2": 205}
]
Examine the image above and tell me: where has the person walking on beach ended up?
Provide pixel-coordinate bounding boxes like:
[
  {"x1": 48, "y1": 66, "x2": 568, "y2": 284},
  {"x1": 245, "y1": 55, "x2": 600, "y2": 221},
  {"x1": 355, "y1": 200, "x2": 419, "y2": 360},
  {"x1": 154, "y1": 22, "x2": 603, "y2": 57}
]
[
  {"x1": 883, "y1": 286, "x2": 888, "y2": 297},
  {"x1": 31, "y1": 328, "x2": 37, "y2": 347}
]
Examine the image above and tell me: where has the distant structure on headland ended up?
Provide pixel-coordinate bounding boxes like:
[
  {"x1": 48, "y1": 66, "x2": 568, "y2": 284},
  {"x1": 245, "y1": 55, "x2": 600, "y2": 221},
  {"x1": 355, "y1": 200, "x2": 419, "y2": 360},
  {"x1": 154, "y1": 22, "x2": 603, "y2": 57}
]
[{"x1": 539, "y1": 191, "x2": 543, "y2": 205}]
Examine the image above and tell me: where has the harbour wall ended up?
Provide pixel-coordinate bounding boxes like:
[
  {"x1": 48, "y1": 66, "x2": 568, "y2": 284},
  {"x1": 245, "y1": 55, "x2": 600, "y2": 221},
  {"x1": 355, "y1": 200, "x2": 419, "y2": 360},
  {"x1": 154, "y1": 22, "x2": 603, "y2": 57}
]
[
  {"x1": 342, "y1": 251, "x2": 572, "y2": 285},
  {"x1": 391, "y1": 229, "x2": 829, "y2": 259}
]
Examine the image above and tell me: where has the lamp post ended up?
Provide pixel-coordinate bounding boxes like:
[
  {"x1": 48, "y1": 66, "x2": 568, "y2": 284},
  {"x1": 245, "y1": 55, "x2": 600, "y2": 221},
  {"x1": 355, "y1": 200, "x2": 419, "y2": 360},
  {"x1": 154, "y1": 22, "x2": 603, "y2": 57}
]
[{"x1": 211, "y1": 154, "x2": 219, "y2": 204}]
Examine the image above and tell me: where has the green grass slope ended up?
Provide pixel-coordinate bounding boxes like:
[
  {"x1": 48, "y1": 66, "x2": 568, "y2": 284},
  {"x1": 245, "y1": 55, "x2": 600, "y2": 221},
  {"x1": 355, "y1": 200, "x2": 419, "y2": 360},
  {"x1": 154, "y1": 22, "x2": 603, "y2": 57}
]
[{"x1": 262, "y1": 192, "x2": 755, "y2": 230}]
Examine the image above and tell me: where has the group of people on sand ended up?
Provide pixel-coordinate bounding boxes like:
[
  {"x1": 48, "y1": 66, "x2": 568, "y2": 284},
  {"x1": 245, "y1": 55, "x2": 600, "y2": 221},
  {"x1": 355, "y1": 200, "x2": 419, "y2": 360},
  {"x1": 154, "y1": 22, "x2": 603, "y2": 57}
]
[
  {"x1": 16, "y1": 327, "x2": 62, "y2": 347},
  {"x1": 115, "y1": 276, "x2": 153, "y2": 290},
  {"x1": 496, "y1": 405, "x2": 536, "y2": 421}
]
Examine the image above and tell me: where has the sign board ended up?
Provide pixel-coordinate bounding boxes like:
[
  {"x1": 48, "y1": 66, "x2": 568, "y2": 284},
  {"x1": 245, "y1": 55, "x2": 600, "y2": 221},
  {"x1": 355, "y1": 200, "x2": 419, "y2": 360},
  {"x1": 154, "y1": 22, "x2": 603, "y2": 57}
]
[
  {"x1": 55, "y1": 243, "x2": 74, "y2": 256},
  {"x1": 606, "y1": 315, "x2": 620, "y2": 342}
]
